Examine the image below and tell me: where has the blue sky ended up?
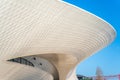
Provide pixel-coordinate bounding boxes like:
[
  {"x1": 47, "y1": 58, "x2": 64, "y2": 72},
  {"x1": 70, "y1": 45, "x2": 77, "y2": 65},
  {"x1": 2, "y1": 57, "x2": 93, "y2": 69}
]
[{"x1": 63, "y1": 0, "x2": 120, "y2": 77}]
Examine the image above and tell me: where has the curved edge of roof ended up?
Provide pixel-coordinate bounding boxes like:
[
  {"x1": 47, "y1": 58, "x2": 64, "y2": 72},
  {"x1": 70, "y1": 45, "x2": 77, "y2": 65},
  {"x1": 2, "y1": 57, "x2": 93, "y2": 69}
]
[{"x1": 59, "y1": 0, "x2": 116, "y2": 42}]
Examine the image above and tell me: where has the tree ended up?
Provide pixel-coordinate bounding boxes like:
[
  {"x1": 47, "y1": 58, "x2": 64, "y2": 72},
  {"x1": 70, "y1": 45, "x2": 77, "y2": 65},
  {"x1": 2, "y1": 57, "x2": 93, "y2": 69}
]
[{"x1": 96, "y1": 67, "x2": 104, "y2": 80}]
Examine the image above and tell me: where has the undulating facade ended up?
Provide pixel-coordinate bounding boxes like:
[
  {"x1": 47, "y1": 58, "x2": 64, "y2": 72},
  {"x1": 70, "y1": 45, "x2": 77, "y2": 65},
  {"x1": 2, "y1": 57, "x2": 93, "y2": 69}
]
[{"x1": 0, "y1": 0, "x2": 116, "y2": 80}]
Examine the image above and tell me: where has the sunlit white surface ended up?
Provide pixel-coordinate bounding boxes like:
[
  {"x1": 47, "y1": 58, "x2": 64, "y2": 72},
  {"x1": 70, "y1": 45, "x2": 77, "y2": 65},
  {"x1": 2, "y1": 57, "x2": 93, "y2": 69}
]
[{"x1": 0, "y1": 0, "x2": 116, "y2": 80}]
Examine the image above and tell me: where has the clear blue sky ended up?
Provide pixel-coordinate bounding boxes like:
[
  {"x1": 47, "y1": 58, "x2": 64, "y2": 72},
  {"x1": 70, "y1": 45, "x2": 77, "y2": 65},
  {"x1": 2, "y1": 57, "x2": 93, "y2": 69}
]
[{"x1": 63, "y1": 0, "x2": 120, "y2": 77}]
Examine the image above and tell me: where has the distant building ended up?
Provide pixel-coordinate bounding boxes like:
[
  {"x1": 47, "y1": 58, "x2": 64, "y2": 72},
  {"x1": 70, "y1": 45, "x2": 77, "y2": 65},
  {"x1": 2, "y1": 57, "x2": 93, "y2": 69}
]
[{"x1": 77, "y1": 75, "x2": 92, "y2": 80}]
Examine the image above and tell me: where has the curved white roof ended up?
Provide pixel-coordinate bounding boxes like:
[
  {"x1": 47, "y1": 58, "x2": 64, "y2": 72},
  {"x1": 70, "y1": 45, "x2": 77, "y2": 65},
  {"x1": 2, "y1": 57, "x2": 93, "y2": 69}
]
[{"x1": 0, "y1": 0, "x2": 116, "y2": 80}]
